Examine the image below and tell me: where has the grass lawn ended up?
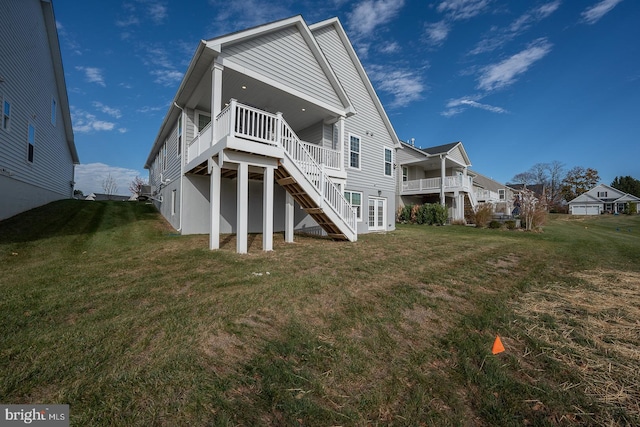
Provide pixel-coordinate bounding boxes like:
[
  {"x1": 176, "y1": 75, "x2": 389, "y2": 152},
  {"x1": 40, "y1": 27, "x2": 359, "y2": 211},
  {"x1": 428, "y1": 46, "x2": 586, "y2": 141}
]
[{"x1": 1, "y1": 200, "x2": 639, "y2": 426}]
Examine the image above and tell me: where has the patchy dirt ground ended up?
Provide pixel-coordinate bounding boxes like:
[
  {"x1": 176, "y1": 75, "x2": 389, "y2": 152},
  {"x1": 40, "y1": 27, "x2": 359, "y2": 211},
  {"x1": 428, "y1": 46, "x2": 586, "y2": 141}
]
[{"x1": 512, "y1": 269, "x2": 640, "y2": 421}]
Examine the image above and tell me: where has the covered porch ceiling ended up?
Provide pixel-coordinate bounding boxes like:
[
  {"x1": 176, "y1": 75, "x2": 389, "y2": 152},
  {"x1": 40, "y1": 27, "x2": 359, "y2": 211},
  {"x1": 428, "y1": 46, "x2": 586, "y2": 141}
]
[
  {"x1": 404, "y1": 156, "x2": 468, "y2": 171},
  {"x1": 185, "y1": 67, "x2": 339, "y2": 132}
]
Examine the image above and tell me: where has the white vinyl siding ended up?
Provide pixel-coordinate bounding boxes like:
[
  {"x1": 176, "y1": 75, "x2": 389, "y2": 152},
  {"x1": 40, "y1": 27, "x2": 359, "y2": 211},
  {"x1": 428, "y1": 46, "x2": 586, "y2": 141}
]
[
  {"x1": 349, "y1": 134, "x2": 360, "y2": 169},
  {"x1": 384, "y1": 146, "x2": 392, "y2": 177},
  {"x1": 51, "y1": 97, "x2": 56, "y2": 126},
  {"x1": 177, "y1": 117, "x2": 182, "y2": 158},
  {"x1": 222, "y1": 26, "x2": 343, "y2": 110},
  {"x1": 171, "y1": 189, "x2": 177, "y2": 215},
  {"x1": 0, "y1": 0, "x2": 76, "y2": 206},
  {"x1": 344, "y1": 190, "x2": 362, "y2": 221}
]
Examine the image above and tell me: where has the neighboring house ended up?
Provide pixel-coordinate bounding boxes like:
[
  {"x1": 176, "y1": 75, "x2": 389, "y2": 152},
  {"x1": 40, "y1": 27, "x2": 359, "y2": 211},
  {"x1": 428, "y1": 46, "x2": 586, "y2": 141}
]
[
  {"x1": 568, "y1": 183, "x2": 640, "y2": 215},
  {"x1": 0, "y1": 0, "x2": 79, "y2": 221},
  {"x1": 396, "y1": 140, "x2": 475, "y2": 222},
  {"x1": 145, "y1": 16, "x2": 399, "y2": 253},
  {"x1": 470, "y1": 171, "x2": 516, "y2": 216}
]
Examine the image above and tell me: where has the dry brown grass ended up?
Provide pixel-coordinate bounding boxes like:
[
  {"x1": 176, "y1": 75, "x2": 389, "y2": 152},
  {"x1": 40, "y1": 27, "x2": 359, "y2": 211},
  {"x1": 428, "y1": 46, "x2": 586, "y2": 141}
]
[{"x1": 513, "y1": 269, "x2": 640, "y2": 422}]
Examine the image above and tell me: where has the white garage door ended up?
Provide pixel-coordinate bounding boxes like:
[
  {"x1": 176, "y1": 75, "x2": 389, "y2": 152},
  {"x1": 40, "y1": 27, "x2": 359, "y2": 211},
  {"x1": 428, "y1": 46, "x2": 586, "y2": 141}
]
[{"x1": 572, "y1": 205, "x2": 600, "y2": 215}]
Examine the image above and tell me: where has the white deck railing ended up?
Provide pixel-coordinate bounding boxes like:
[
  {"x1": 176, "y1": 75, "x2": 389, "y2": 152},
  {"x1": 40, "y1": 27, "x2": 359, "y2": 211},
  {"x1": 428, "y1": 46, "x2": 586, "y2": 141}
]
[
  {"x1": 402, "y1": 175, "x2": 473, "y2": 193},
  {"x1": 187, "y1": 100, "x2": 354, "y2": 236},
  {"x1": 281, "y1": 120, "x2": 356, "y2": 233},
  {"x1": 475, "y1": 189, "x2": 500, "y2": 202}
]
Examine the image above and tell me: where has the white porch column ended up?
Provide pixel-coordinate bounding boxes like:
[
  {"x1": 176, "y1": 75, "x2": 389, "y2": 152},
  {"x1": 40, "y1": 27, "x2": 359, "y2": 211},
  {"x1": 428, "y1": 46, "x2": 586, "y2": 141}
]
[
  {"x1": 208, "y1": 156, "x2": 221, "y2": 250},
  {"x1": 263, "y1": 166, "x2": 274, "y2": 251},
  {"x1": 453, "y1": 190, "x2": 460, "y2": 220},
  {"x1": 337, "y1": 116, "x2": 345, "y2": 170},
  {"x1": 211, "y1": 62, "x2": 223, "y2": 144},
  {"x1": 236, "y1": 162, "x2": 249, "y2": 254},
  {"x1": 440, "y1": 155, "x2": 446, "y2": 206},
  {"x1": 285, "y1": 192, "x2": 294, "y2": 243}
]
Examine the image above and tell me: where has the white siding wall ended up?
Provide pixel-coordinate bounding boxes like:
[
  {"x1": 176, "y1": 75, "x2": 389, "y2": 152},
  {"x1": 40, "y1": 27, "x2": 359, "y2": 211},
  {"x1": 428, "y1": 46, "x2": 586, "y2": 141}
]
[
  {"x1": 222, "y1": 27, "x2": 343, "y2": 111},
  {"x1": 0, "y1": 0, "x2": 75, "y2": 219},
  {"x1": 312, "y1": 25, "x2": 396, "y2": 232}
]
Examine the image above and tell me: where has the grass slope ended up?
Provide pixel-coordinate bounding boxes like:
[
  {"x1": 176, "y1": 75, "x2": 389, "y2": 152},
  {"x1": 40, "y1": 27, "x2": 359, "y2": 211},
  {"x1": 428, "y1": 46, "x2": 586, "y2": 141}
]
[{"x1": 1, "y1": 200, "x2": 638, "y2": 426}]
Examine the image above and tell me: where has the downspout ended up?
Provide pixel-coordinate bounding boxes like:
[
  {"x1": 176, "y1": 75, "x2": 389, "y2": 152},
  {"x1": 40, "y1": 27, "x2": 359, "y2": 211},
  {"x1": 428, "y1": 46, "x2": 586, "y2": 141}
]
[{"x1": 174, "y1": 102, "x2": 184, "y2": 232}]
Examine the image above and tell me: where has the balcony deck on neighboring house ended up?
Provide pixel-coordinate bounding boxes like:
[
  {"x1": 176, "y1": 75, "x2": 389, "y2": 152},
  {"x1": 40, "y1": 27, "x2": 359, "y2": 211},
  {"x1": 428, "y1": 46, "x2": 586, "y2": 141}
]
[{"x1": 401, "y1": 175, "x2": 473, "y2": 195}]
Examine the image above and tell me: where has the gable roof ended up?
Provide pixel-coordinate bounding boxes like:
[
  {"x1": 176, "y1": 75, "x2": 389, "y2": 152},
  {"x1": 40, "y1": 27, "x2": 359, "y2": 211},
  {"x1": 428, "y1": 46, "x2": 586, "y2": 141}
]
[
  {"x1": 42, "y1": 0, "x2": 78, "y2": 164},
  {"x1": 310, "y1": 18, "x2": 400, "y2": 149},
  {"x1": 399, "y1": 141, "x2": 471, "y2": 166},
  {"x1": 587, "y1": 183, "x2": 625, "y2": 198},
  {"x1": 568, "y1": 193, "x2": 603, "y2": 204},
  {"x1": 614, "y1": 193, "x2": 640, "y2": 203}
]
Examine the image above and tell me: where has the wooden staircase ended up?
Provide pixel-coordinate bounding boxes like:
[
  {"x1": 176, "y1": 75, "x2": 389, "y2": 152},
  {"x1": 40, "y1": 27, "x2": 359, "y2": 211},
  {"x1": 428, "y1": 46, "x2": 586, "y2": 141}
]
[
  {"x1": 275, "y1": 167, "x2": 348, "y2": 240},
  {"x1": 464, "y1": 193, "x2": 475, "y2": 223}
]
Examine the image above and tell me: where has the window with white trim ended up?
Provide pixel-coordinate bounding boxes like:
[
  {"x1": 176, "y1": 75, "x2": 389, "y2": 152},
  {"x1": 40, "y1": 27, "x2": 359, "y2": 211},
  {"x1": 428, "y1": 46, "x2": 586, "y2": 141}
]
[
  {"x1": 402, "y1": 166, "x2": 408, "y2": 182},
  {"x1": 162, "y1": 141, "x2": 167, "y2": 171},
  {"x1": 344, "y1": 190, "x2": 362, "y2": 221},
  {"x1": 499, "y1": 189, "x2": 505, "y2": 200},
  {"x1": 51, "y1": 98, "x2": 57, "y2": 126},
  {"x1": 384, "y1": 147, "x2": 392, "y2": 177},
  {"x1": 349, "y1": 134, "x2": 360, "y2": 169},
  {"x1": 27, "y1": 123, "x2": 35, "y2": 163},
  {"x1": 2, "y1": 99, "x2": 10, "y2": 131},
  {"x1": 196, "y1": 111, "x2": 211, "y2": 133}
]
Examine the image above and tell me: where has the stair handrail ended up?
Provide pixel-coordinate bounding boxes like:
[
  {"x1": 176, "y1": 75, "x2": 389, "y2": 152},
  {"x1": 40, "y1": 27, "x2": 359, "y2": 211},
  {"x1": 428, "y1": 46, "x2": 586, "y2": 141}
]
[{"x1": 280, "y1": 119, "x2": 356, "y2": 233}]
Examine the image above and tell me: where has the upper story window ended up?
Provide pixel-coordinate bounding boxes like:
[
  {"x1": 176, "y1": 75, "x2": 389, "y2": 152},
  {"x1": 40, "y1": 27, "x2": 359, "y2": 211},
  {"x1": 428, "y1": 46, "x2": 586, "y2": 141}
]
[
  {"x1": 196, "y1": 112, "x2": 211, "y2": 133},
  {"x1": 597, "y1": 191, "x2": 607, "y2": 198},
  {"x1": 177, "y1": 118, "x2": 182, "y2": 158},
  {"x1": 2, "y1": 99, "x2": 10, "y2": 131},
  {"x1": 162, "y1": 141, "x2": 167, "y2": 171},
  {"x1": 51, "y1": 98, "x2": 57, "y2": 126},
  {"x1": 499, "y1": 189, "x2": 505, "y2": 200},
  {"x1": 402, "y1": 167, "x2": 408, "y2": 182},
  {"x1": 349, "y1": 134, "x2": 360, "y2": 169},
  {"x1": 27, "y1": 123, "x2": 35, "y2": 163},
  {"x1": 384, "y1": 147, "x2": 393, "y2": 177}
]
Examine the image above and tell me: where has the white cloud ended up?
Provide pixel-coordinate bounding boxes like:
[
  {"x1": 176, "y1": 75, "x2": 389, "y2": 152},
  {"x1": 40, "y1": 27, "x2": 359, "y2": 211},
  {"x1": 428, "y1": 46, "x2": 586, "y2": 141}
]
[
  {"x1": 147, "y1": 3, "x2": 168, "y2": 24},
  {"x1": 71, "y1": 108, "x2": 126, "y2": 134},
  {"x1": 424, "y1": 20, "x2": 450, "y2": 46},
  {"x1": 379, "y1": 41, "x2": 401, "y2": 54},
  {"x1": 581, "y1": 0, "x2": 623, "y2": 24},
  {"x1": 92, "y1": 102, "x2": 122, "y2": 119},
  {"x1": 470, "y1": 1, "x2": 560, "y2": 55},
  {"x1": 151, "y1": 70, "x2": 184, "y2": 87},
  {"x1": 75, "y1": 163, "x2": 146, "y2": 196},
  {"x1": 347, "y1": 0, "x2": 405, "y2": 39},
  {"x1": 367, "y1": 65, "x2": 426, "y2": 108},
  {"x1": 137, "y1": 105, "x2": 165, "y2": 114},
  {"x1": 76, "y1": 66, "x2": 105, "y2": 87},
  {"x1": 207, "y1": 0, "x2": 291, "y2": 35},
  {"x1": 477, "y1": 38, "x2": 552, "y2": 91},
  {"x1": 437, "y1": 0, "x2": 491, "y2": 20},
  {"x1": 442, "y1": 95, "x2": 508, "y2": 117}
]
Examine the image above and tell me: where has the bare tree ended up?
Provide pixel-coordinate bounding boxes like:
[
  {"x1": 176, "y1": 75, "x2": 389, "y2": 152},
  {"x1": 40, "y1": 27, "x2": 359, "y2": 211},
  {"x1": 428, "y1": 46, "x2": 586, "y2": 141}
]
[
  {"x1": 102, "y1": 173, "x2": 118, "y2": 199},
  {"x1": 129, "y1": 176, "x2": 147, "y2": 197},
  {"x1": 511, "y1": 161, "x2": 565, "y2": 210}
]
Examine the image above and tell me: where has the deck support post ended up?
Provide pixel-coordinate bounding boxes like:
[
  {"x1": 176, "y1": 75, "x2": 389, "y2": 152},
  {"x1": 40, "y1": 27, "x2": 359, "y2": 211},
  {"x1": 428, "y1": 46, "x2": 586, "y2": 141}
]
[
  {"x1": 263, "y1": 166, "x2": 274, "y2": 251},
  {"x1": 237, "y1": 162, "x2": 249, "y2": 254},
  {"x1": 285, "y1": 192, "x2": 294, "y2": 243},
  {"x1": 440, "y1": 155, "x2": 446, "y2": 206},
  {"x1": 208, "y1": 156, "x2": 221, "y2": 250}
]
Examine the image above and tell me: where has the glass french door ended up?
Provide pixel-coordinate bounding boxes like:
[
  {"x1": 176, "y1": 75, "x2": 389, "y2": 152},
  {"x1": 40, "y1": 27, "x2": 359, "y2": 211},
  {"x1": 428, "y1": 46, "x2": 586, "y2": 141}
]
[{"x1": 368, "y1": 198, "x2": 386, "y2": 231}]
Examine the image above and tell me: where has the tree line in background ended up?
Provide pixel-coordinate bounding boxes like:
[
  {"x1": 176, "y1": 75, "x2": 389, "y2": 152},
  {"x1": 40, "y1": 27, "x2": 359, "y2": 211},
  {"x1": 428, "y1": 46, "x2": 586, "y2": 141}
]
[{"x1": 510, "y1": 161, "x2": 640, "y2": 211}]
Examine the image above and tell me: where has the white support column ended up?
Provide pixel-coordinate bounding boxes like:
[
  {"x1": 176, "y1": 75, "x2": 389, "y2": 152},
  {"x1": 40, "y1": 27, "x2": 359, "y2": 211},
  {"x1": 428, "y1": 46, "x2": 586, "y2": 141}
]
[
  {"x1": 337, "y1": 116, "x2": 345, "y2": 170},
  {"x1": 285, "y1": 192, "x2": 294, "y2": 243},
  {"x1": 236, "y1": 162, "x2": 249, "y2": 254},
  {"x1": 208, "y1": 156, "x2": 221, "y2": 250},
  {"x1": 440, "y1": 155, "x2": 446, "y2": 206},
  {"x1": 263, "y1": 167, "x2": 274, "y2": 251},
  {"x1": 211, "y1": 62, "x2": 223, "y2": 144},
  {"x1": 453, "y1": 190, "x2": 460, "y2": 220}
]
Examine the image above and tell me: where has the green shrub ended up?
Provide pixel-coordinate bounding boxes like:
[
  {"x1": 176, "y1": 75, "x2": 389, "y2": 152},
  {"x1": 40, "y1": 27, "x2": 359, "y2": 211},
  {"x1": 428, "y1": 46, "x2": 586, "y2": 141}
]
[
  {"x1": 396, "y1": 204, "x2": 413, "y2": 223},
  {"x1": 505, "y1": 220, "x2": 516, "y2": 230},
  {"x1": 488, "y1": 220, "x2": 502, "y2": 229}
]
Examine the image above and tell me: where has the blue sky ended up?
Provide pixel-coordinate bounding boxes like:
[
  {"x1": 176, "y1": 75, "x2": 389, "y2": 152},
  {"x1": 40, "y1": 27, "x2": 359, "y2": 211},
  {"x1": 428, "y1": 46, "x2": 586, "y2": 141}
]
[{"x1": 53, "y1": 0, "x2": 639, "y2": 195}]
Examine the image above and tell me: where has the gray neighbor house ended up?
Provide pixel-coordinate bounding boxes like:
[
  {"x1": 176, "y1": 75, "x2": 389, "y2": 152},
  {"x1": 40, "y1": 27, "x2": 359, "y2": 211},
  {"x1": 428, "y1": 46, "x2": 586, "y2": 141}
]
[{"x1": 0, "y1": 0, "x2": 79, "y2": 221}]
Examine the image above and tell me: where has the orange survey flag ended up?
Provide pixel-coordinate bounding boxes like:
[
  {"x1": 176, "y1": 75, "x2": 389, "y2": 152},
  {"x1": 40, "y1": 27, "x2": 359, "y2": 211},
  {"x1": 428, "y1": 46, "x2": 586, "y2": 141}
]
[{"x1": 492, "y1": 335, "x2": 505, "y2": 354}]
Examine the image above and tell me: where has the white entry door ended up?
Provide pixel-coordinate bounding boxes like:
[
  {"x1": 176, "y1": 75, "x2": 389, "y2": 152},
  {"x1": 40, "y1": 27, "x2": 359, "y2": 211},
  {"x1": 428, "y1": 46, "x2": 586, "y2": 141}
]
[{"x1": 368, "y1": 197, "x2": 386, "y2": 231}]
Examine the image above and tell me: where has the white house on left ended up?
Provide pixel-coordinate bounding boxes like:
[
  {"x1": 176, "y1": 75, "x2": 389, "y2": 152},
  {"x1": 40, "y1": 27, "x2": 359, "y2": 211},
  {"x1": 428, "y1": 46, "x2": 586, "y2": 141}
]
[{"x1": 0, "y1": 0, "x2": 79, "y2": 221}]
